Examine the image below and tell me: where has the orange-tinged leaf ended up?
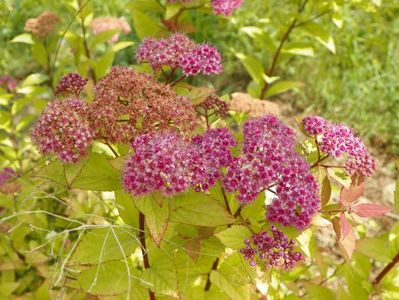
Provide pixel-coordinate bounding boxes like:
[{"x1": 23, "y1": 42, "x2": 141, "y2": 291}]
[
  {"x1": 353, "y1": 203, "x2": 391, "y2": 218},
  {"x1": 335, "y1": 213, "x2": 355, "y2": 261},
  {"x1": 340, "y1": 174, "x2": 365, "y2": 206}
]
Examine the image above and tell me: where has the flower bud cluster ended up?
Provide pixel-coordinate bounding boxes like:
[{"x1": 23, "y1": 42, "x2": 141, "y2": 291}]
[
  {"x1": 0, "y1": 76, "x2": 17, "y2": 92},
  {"x1": 0, "y1": 168, "x2": 20, "y2": 194},
  {"x1": 212, "y1": 0, "x2": 243, "y2": 16},
  {"x1": 55, "y1": 73, "x2": 88, "y2": 96},
  {"x1": 196, "y1": 94, "x2": 229, "y2": 118},
  {"x1": 223, "y1": 115, "x2": 320, "y2": 230},
  {"x1": 240, "y1": 226, "x2": 303, "y2": 270},
  {"x1": 123, "y1": 128, "x2": 236, "y2": 196},
  {"x1": 31, "y1": 98, "x2": 94, "y2": 163},
  {"x1": 24, "y1": 11, "x2": 60, "y2": 38},
  {"x1": 303, "y1": 116, "x2": 376, "y2": 177},
  {"x1": 136, "y1": 33, "x2": 222, "y2": 76}
]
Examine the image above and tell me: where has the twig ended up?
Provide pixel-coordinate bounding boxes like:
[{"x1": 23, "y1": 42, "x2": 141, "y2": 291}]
[
  {"x1": 374, "y1": 252, "x2": 399, "y2": 284},
  {"x1": 139, "y1": 212, "x2": 155, "y2": 300},
  {"x1": 204, "y1": 258, "x2": 219, "y2": 291},
  {"x1": 311, "y1": 155, "x2": 329, "y2": 168},
  {"x1": 105, "y1": 142, "x2": 119, "y2": 157},
  {"x1": 170, "y1": 75, "x2": 185, "y2": 87},
  {"x1": 295, "y1": 9, "x2": 333, "y2": 27}
]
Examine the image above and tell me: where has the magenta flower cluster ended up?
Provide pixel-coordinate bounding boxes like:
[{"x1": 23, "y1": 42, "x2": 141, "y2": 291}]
[
  {"x1": 303, "y1": 116, "x2": 376, "y2": 177},
  {"x1": 55, "y1": 73, "x2": 88, "y2": 96},
  {"x1": 212, "y1": 0, "x2": 243, "y2": 16},
  {"x1": 122, "y1": 128, "x2": 235, "y2": 196},
  {"x1": 0, "y1": 168, "x2": 16, "y2": 186},
  {"x1": 0, "y1": 167, "x2": 19, "y2": 194},
  {"x1": 0, "y1": 75, "x2": 17, "y2": 92},
  {"x1": 136, "y1": 33, "x2": 222, "y2": 76},
  {"x1": 223, "y1": 115, "x2": 320, "y2": 230},
  {"x1": 240, "y1": 226, "x2": 303, "y2": 270},
  {"x1": 31, "y1": 98, "x2": 94, "y2": 163}
]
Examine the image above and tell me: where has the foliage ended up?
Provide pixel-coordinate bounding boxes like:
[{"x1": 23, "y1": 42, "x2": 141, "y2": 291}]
[{"x1": 0, "y1": 0, "x2": 398, "y2": 299}]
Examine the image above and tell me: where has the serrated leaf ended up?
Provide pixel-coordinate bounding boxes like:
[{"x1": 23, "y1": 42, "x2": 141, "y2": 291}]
[
  {"x1": 11, "y1": 33, "x2": 34, "y2": 44},
  {"x1": 134, "y1": 194, "x2": 169, "y2": 246},
  {"x1": 115, "y1": 190, "x2": 138, "y2": 227},
  {"x1": 170, "y1": 190, "x2": 234, "y2": 227},
  {"x1": 132, "y1": 10, "x2": 162, "y2": 38},
  {"x1": 265, "y1": 80, "x2": 301, "y2": 97},
  {"x1": 334, "y1": 213, "x2": 355, "y2": 261},
  {"x1": 353, "y1": 203, "x2": 391, "y2": 218},
  {"x1": 339, "y1": 174, "x2": 365, "y2": 206},
  {"x1": 69, "y1": 227, "x2": 139, "y2": 265},
  {"x1": 356, "y1": 237, "x2": 392, "y2": 263},
  {"x1": 210, "y1": 271, "x2": 250, "y2": 300},
  {"x1": 302, "y1": 22, "x2": 336, "y2": 54},
  {"x1": 236, "y1": 53, "x2": 264, "y2": 85},
  {"x1": 215, "y1": 225, "x2": 252, "y2": 250}
]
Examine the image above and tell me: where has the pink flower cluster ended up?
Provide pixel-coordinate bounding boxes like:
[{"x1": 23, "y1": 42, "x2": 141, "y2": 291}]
[
  {"x1": 31, "y1": 98, "x2": 94, "y2": 163},
  {"x1": 123, "y1": 128, "x2": 236, "y2": 196},
  {"x1": 240, "y1": 226, "x2": 303, "y2": 270},
  {"x1": 303, "y1": 116, "x2": 376, "y2": 177},
  {"x1": 136, "y1": 33, "x2": 222, "y2": 76},
  {"x1": 212, "y1": 0, "x2": 243, "y2": 16},
  {"x1": 90, "y1": 17, "x2": 131, "y2": 44},
  {"x1": 0, "y1": 168, "x2": 19, "y2": 194},
  {"x1": 223, "y1": 115, "x2": 320, "y2": 230},
  {"x1": 55, "y1": 73, "x2": 88, "y2": 96},
  {"x1": 24, "y1": 11, "x2": 60, "y2": 38},
  {"x1": 0, "y1": 76, "x2": 17, "y2": 92},
  {"x1": 90, "y1": 66, "x2": 197, "y2": 144}
]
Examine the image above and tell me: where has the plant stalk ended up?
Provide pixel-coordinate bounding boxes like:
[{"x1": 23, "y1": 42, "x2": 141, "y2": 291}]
[{"x1": 139, "y1": 212, "x2": 155, "y2": 300}]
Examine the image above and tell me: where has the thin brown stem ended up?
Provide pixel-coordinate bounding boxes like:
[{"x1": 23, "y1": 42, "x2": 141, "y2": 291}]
[
  {"x1": 319, "y1": 164, "x2": 345, "y2": 169},
  {"x1": 139, "y1": 212, "x2": 155, "y2": 300},
  {"x1": 374, "y1": 252, "x2": 399, "y2": 284},
  {"x1": 204, "y1": 258, "x2": 219, "y2": 291},
  {"x1": 105, "y1": 142, "x2": 118, "y2": 157},
  {"x1": 295, "y1": 9, "x2": 333, "y2": 27},
  {"x1": 165, "y1": 67, "x2": 176, "y2": 83},
  {"x1": 311, "y1": 155, "x2": 329, "y2": 168},
  {"x1": 221, "y1": 186, "x2": 232, "y2": 215},
  {"x1": 170, "y1": 75, "x2": 185, "y2": 87}
]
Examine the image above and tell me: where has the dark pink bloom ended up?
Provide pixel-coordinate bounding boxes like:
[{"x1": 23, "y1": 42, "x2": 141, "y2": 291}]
[
  {"x1": 196, "y1": 94, "x2": 229, "y2": 118},
  {"x1": 55, "y1": 73, "x2": 88, "y2": 96},
  {"x1": 180, "y1": 44, "x2": 222, "y2": 76},
  {"x1": 0, "y1": 167, "x2": 19, "y2": 194},
  {"x1": 240, "y1": 226, "x2": 303, "y2": 270},
  {"x1": 31, "y1": 98, "x2": 94, "y2": 163},
  {"x1": 0, "y1": 76, "x2": 17, "y2": 92},
  {"x1": 212, "y1": 0, "x2": 243, "y2": 16}
]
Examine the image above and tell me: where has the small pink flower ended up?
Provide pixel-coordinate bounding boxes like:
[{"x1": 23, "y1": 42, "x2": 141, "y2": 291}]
[
  {"x1": 55, "y1": 73, "x2": 88, "y2": 96},
  {"x1": 180, "y1": 44, "x2": 222, "y2": 76},
  {"x1": 90, "y1": 17, "x2": 131, "y2": 44},
  {"x1": 212, "y1": 0, "x2": 243, "y2": 16}
]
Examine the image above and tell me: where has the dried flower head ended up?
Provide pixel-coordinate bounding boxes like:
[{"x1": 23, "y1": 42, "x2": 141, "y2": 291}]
[
  {"x1": 303, "y1": 116, "x2": 376, "y2": 177},
  {"x1": 0, "y1": 76, "x2": 17, "y2": 92},
  {"x1": 223, "y1": 115, "x2": 320, "y2": 230},
  {"x1": 90, "y1": 17, "x2": 131, "y2": 43},
  {"x1": 136, "y1": 33, "x2": 222, "y2": 76},
  {"x1": 24, "y1": 11, "x2": 60, "y2": 38},
  {"x1": 90, "y1": 66, "x2": 197, "y2": 144},
  {"x1": 195, "y1": 94, "x2": 229, "y2": 119},
  {"x1": 212, "y1": 0, "x2": 243, "y2": 16},
  {"x1": 31, "y1": 98, "x2": 94, "y2": 163},
  {"x1": 240, "y1": 226, "x2": 303, "y2": 270},
  {"x1": 55, "y1": 73, "x2": 88, "y2": 96},
  {"x1": 0, "y1": 168, "x2": 20, "y2": 194},
  {"x1": 230, "y1": 93, "x2": 280, "y2": 118}
]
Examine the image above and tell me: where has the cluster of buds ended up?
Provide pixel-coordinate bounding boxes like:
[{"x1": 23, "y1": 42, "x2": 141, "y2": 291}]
[
  {"x1": 224, "y1": 115, "x2": 320, "y2": 229},
  {"x1": 123, "y1": 128, "x2": 236, "y2": 196},
  {"x1": 24, "y1": 11, "x2": 60, "y2": 38},
  {"x1": 212, "y1": 0, "x2": 243, "y2": 16},
  {"x1": 0, "y1": 76, "x2": 17, "y2": 92},
  {"x1": 240, "y1": 226, "x2": 303, "y2": 270},
  {"x1": 0, "y1": 168, "x2": 20, "y2": 194},
  {"x1": 195, "y1": 94, "x2": 229, "y2": 119},
  {"x1": 303, "y1": 116, "x2": 376, "y2": 177},
  {"x1": 90, "y1": 17, "x2": 131, "y2": 44},
  {"x1": 55, "y1": 73, "x2": 88, "y2": 96},
  {"x1": 136, "y1": 33, "x2": 222, "y2": 77}
]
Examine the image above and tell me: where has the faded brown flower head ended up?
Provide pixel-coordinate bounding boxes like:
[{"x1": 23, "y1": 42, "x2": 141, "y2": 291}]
[
  {"x1": 90, "y1": 17, "x2": 131, "y2": 43},
  {"x1": 90, "y1": 66, "x2": 198, "y2": 144},
  {"x1": 24, "y1": 11, "x2": 60, "y2": 38},
  {"x1": 230, "y1": 92, "x2": 280, "y2": 118}
]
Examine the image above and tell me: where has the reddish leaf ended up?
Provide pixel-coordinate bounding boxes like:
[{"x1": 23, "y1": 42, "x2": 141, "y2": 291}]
[
  {"x1": 353, "y1": 203, "x2": 391, "y2": 218},
  {"x1": 339, "y1": 174, "x2": 365, "y2": 206},
  {"x1": 340, "y1": 212, "x2": 351, "y2": 237},
  {"x1": 333, "y1": 213, "x2": 355, "y2": 261}
]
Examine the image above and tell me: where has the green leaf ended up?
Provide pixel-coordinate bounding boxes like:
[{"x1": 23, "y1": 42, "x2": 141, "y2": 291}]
[
  {"x1": 111, "y1": 41, "x2": 134, "y2": 52},
  {"x1": 69, "y1": 227, "x2": 139, "y2": 265},
  {"x1": 236, "y1": 53, "x2": 265, "y2": 85},
  {"x1": 332, "y1": 10, "x2": 344, "y2": 28},
  {"x1": 20, "y1": 73, "x2": 48, "y2": 87},
  {"x1": 134, "y1": 194, "x2": 170, "y2": 246},
  {"x1": 327, "y1": 167, "x2": 351, "y2": 188},
  {"x1": 89, "y1": 29, "x2": 119, "y2": 47},
  {"x1": 302, "y1": 22, "x2": 336, "y2": 54},
  {"x1": 132, "y1": 10, "x2": 162, "y2": 38},
  {"x1": 77, "y1": 261, "x2": 133, "y2": 296},
  {"x1": 395, "y1": 177, "x2": 399, "y2": 213},
  {"x1": 210, "y1": 271, "x2": 250, "y2": 300},
  {"x1": 265, "y1": 80, "x2": 301, "y2": 97},
  {"x1": 115, "y1": 190, "x2": 139, "y2": 227},
  {"x1": 170, "y1": 191, "x2": 234, "y2": 227},
  {"x1": 11, "y1": 33, "x2": 34, "y2": 44},
  {"x1": 215, "y1": 225, "x2": 252, "y2": 250},
  {"x1": 282, "y1": 42, "x2": 315, "y2": 57},
  {"x1": 173, "y1": 83, "x2": 215, "y2": 105},
  {"x1": 356, "y1": 237, "x2": 392, "y2": 263},
  {"x1": 94, "y1": 50, "x2": 114, "y2": 79},
  {"x1": 303, "y1": 283, "x2": 335, "y2": 300},
  {"x1": 32, "y1": 42, "x2": 48, "y2": 68}
]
